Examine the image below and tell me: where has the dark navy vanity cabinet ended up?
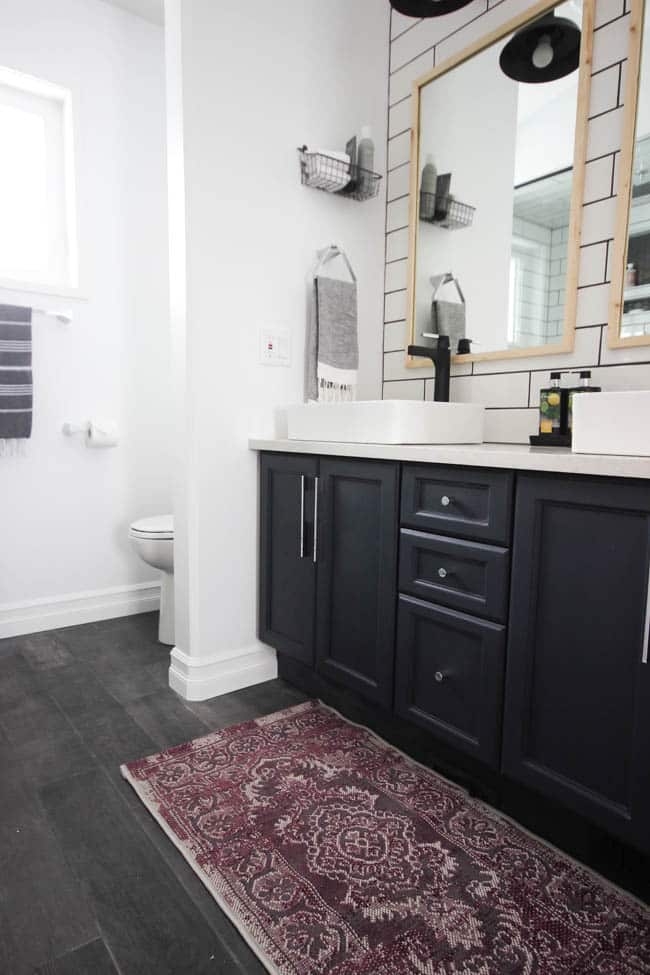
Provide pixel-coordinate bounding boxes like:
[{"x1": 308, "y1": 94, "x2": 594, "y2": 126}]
[
  {"x1": 502, "y1": 473, "x2": 650, "y2": 853},
  {"x1": 259, "y1": 451, "x2": 650, "y2": 858}
]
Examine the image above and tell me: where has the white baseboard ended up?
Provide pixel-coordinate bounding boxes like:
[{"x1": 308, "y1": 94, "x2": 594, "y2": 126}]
[
  {"x1": 169, "y1": 641, "x2": 278, "y2": 701},
  {"x1": 0, "y1": 581, "x2": 161, "y2": 639}
]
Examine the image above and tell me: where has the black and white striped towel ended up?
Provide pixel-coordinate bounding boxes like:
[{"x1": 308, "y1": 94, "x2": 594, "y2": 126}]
[{"x1": 0, "y1": 304, "x2": 33, "y2": 445}]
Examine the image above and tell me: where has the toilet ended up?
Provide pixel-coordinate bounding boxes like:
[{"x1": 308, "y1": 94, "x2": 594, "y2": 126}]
[{"x1": 129, "y1": 514, "x2": 174, "y2": 645}]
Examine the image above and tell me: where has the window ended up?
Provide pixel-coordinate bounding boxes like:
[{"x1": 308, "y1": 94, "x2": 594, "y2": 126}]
[{"x1": 0, "y1": 67, "x2": 78, "y2": 291}]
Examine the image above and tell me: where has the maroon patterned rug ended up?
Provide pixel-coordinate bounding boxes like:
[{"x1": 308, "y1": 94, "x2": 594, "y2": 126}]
[{"x1": 122, "y1": 700, "x2": 650, "y2": 975}]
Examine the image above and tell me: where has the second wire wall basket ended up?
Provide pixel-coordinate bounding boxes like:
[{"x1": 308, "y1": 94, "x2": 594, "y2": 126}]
[
  {"x1": 420, "y1": 190, "x2": 475, "y2": 230},
  {"x1": 298, "y1": 147, "x2": 382, "y2": 202}
]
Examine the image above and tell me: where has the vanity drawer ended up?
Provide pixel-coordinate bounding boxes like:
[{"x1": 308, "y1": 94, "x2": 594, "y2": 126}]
[
  {"x1": 399, "y1": 529, "x2": 509, "y2": 622},
  {"x1": 395, "y1": 596, "x2": 505, "y2": 768},
  {"x1": 401, "y1": 464, "x2": 513, "y2": 545}
]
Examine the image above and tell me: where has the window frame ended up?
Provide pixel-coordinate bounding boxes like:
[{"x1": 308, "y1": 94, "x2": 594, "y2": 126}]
[{"x1": 0, "y1": 65, "x2": 79, "y2": 297}]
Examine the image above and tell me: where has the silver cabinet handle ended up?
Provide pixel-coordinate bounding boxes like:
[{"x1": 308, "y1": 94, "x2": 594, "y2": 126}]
[
  {"x1": 435, "y1": 671, "x2": 445, "y2": 683},
  {"x1": 299, "y1": 475, "x2": 305, "y2": 558},
  {"x1": 441, "y1": 495, "x2": 452, "y2": 507},
  {"x1": 313, "y1": 477, "x2": 319, "y2": 564},
  {"x1": 643, "y1": 553, "x2": 650, "y2": 664},
  {"x1": 438, "y1": 567, "x2": 448, "y2": 579}
]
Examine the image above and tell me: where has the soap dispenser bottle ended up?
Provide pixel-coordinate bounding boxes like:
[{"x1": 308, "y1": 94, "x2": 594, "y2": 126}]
[
  {"x1": 420, "y1": 154, "x2": 438, "y2": 220},
  {"x1": 538, "y1": 371, "x2": 568, "y2": 436},
  {"x1": 567, "y1": 370, "x2": 601, "y2": 433}
]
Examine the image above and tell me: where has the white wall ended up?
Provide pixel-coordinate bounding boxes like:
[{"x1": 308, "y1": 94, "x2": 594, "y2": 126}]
[
  {"x1": 0, "y1": 0, "x2": 172, "y2": 635},
  {"x1": 166, "y1": 0, "x2": 389, "y2": 699}
]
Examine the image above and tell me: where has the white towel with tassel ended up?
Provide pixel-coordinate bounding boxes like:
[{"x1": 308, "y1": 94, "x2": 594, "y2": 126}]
[{"x1": 305, "y1": 246, "x2": 358, "y2": 402}]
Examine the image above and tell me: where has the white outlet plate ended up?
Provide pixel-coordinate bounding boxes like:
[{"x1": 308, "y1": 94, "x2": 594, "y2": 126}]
[{"x1": 259, "y1": 327, "x2": 291, "y2": 366}]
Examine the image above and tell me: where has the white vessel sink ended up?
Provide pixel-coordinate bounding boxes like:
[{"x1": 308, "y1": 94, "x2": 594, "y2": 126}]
[
  {"x1": 572, "y1": 390, "x2": 650, "y2": 457},
  {"x1": 287, "y1": 400, "x2": 485, "y2": 445}
]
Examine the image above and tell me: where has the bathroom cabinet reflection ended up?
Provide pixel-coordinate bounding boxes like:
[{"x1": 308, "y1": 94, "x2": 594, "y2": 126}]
[{"x1": 406, "y1": 0, "x2": 594, "y2": 365}]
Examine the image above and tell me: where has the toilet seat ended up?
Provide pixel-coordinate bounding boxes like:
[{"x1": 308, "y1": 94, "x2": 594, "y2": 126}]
[{"x1": 129, "y1": 514, "x2": 174, "y2": 541}]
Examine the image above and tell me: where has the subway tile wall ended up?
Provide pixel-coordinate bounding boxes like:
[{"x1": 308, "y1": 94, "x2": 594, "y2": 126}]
[{"x1": 382, "y1": 0, "x2": 646, "y2": 443}]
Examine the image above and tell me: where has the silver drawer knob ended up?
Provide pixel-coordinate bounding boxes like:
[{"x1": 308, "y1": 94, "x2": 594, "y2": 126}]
[
  {"x1": 438, "y1": 567, "x2": 448, "y2": 579},
  {"x1": 441, "y1": 495, "x2": 452, "y2": 507},
  {"x1": 435, "y1": 671, "x2": 445, "y2": 683}
]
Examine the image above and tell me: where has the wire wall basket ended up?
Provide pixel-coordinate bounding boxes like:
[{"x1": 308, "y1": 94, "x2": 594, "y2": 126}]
[
  {"x1": 420, "y1": 191, "x2": 475, "y2": 230},
  {"x1": 298, "y1": 148, "x2": 382, "y2": 202}
]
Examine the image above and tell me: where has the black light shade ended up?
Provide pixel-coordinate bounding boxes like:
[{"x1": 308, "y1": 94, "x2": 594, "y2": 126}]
[
  {"x1": 499, "y1": 12, "x2": 581, "y2": 83},
  {"x1": 390, "y1": 0, "x2": 475, "y2": 17}
]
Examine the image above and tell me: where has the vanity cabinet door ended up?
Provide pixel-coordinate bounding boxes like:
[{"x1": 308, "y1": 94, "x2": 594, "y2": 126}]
[
  {"x1": 259, "y1": 453, "x2": 318, "y2": 665},
  {"x1": 315, "y1": 458, "x2": 399, "y2": 708},
  {"x1": 395, "y1": 595, "x2": 506, "y2": 768},
  {"x1": 503, "y1": 473, "x2": 650, "y2": 852}
]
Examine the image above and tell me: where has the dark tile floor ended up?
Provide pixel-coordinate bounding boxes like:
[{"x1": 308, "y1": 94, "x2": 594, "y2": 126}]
[{"x1": 0, "y1": 613, "x2": 308, "y2": 975}]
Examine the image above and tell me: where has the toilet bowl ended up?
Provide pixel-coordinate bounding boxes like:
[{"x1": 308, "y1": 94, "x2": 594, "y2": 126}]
[{"x1": 129, "y1": 514, "x2": 174, "y2": 645}]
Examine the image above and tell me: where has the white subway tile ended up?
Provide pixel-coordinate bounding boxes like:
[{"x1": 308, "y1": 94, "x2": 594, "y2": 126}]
[
  {"x1": 584, "y1": 154, "x2": 615, "y2": 203},
  {"x1": 579, "y1": 241, "x2": 609, "y2": 286},
  {"x1": 391, "y1": 11, "x2": 419, "y2": 40},
  {"x1": 589, "y1": 63, "x2": 620, "y2": 116},
  {"x1": 387, "y1": 163, "x2": 411, "y2": 202},
  {"x1": 384, "y1": 348, "x2": 420, "y2": 381},
  {"x1": 595, "y1": 0, "x2": 625, "y2": 28},
  {"x1": 600, "y1": 334, "x2": 650, "y2": 364},
  {"x1": 389, "y1": 50, "x2": 434, "y2": 105},
  {"x1": 484, "y1": 408, "x2": 539, "y2": 444},
  {"x1": 388, "y1": 131, "x2": 411, "y2": 170},
  {"x1": 586, "y1": 106, "x2": 624, "y2": 159},
  {"x1": 436, "y1": 0, "x2": 533, "y2": 64},
  {"x1": 580, "y1": 196, "x2": 618, "y2": 245},
  {"x1": 389, "y1": 97, "x2": 412, "y2": 139},
  {"x1": 385, "y1": 289, "x2": 408, "y2": 322},
  {"x1": 591, "y1": 13, "x2": 631, "y2": 73},
  {"x1": 383, "y1": 378, "x2": 426, "y2": 400},
  {"x1": 576, "y1": 282, "x2": 611, "y2": 326},
  {"x1": 578, "y1": 362, "x2": 650, "y2": 391},
  {"x1": 391, "y1": 0, "x2": 486, "y2": 73},
  {"x1": 473, "y1": 326, "x2": 601, "y2": 374},
  {"x1": 385, "y1": 258, "x2": 408, "y2": 293},
  {"x1": 384, "y1": 320, "x2": 407, "y2": 353},
  {"x1": 451, "y1": 371, "x2": 530, "y2": 408},
  {"x1": 387, "y1": 195, "x2": 410, "y2": 232},
  {"x1": 386, "y1": 227, "x2": 409, "y2": 262}
]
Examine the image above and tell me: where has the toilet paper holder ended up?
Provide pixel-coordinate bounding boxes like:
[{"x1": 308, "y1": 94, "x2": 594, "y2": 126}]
[{"x1": 62, "y1": 420, "x2": 118, "y2": 447}]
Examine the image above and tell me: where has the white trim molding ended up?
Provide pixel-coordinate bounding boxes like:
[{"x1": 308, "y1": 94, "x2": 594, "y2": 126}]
[
  {"x1": 169, "y1": 641, "x2": 278, "y2": 701},
  {"x1": 0, "y1": 581, "x2": 160, "y2": 639}
]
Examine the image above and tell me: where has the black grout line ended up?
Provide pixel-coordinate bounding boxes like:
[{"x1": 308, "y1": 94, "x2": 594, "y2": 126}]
[
  {"x1": 591, "y1": 57, "x2": 627, "y2": 79},
  {"x1": 604, "y1": 240, "x2": 610, "y2": 284},
  {"x1": 598, "y1": 327, "x2": 604, "y2": 366},
  {"x1": 592, "y1": 9, "x2": 630, "y2": 33},
  {"x1": 589, "y1": 104, "x2": 622, "y2": 123},
  {"x1": 586, "y1": 148, "x2": 620, "y2": 166},
  {"x1": 388, "y1": 0, "x2": 488, "y2": 80},
  {"x1": 581, "y1": 237, "x2": 615, "y2": 248},
  {"x1": 617, "y1": 61, "x2": 624, "y2": 108},
  {"x1": 611, "y1": 152, "x2": 618, "y2": 196},
  {"x1": 388, "y1": 126, "x2": 412, "y2": 141}
]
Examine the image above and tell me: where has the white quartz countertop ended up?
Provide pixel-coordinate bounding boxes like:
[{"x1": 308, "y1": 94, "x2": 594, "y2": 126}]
[{"x1": 248, "y1": 439, "x2": 650, "y2": 480}]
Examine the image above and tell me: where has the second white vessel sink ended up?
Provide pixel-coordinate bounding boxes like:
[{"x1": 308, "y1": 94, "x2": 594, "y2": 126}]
[
  {"x1": 287, "y1": 400, "x2": 485, "y2": 445},
  {"x1": 572, "y1": 390, "x2": 650, "y2": 456}
]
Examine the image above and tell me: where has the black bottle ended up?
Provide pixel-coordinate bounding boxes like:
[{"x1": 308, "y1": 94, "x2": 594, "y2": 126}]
[{"x1": 567, "y1": 370, "x2": 601, "y2": 433}]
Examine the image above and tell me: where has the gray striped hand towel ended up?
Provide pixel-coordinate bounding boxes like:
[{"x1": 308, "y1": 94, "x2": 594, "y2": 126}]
[{"x1": 0, "y1": 304, "x2": 33, "y2": 449}]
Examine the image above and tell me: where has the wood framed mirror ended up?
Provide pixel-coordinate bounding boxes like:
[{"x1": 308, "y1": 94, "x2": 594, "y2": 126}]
[
  {"x1": 405, "y1": 0, "x2": 595, "y2": 367},
  {"x1": 607, "y1": 0, "x2": 650, "y2": 349}
]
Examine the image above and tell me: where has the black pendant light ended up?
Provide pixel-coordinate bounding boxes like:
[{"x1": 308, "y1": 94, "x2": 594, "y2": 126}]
[
  {"x1": 390, "y1": 0, "x2": 474, "y2": 17},
  {"x1": 499, "y1": 11, "x2": 581, "y2": 83}
]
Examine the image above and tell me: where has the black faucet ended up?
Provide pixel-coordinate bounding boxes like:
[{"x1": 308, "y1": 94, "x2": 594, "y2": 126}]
[{"x1": 408, "y1": 335, "x2": 451, "y2": 402}]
